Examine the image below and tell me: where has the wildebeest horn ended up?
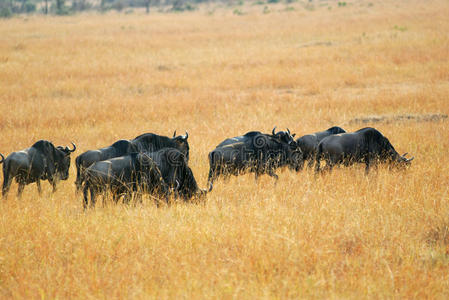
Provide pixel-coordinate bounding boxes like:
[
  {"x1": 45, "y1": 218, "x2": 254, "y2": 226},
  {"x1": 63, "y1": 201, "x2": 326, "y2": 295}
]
[
  {"x1": 208, "y1": 182, "x2": 213, "y2": 192},
  {"x1": 287, "y1": 128, "x2": 291, "y2": 135},
  {"x1": 183, "y1": 131, "x2": 188, "y2": 140},
  {"x1": 402, "y1": 152, "x2": 408, "y2": 157},
  {"x1": 0, "y1": 153, "x2": 4, "y2": 164},
  {"x1": 69, "y1": 142, "x2": 76, "y2": 153},
  {"x1": 272, "y1": 126, "x2": 277, "y2": 135},
  {"x1": 405, "y1": 156, "x2": 414, "y2": 162},
  {"x1": 173, "y1": 130, "x2": 177, "y2": 138}
]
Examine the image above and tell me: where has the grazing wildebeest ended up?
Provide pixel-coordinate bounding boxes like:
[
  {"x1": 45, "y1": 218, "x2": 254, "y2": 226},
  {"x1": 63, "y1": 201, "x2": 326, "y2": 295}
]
[
  {"x1": 207, "y1": 129, "x2": 303, "y2": 191},
  {"x1": 75, "y1": 131, "x2": 189, "y2": 191},
  {"x1": 2, "y1": 140, "x2": 76, "y2": 198},
  {"x1": 296, "y1": 126, "x2": 346, "y2": 169},
  {"x1": 315, "y1": 127, "x2": 414, "y2": 174},
  {"x1": 143, "y1": 148, "x2": 207, "y2": 200},
  {"x1": 82, "y1": 153, "x2": 169, "y2": 209}
]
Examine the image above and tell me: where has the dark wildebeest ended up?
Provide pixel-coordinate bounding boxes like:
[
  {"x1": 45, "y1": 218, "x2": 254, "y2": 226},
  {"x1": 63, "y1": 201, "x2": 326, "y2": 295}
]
[
  {"x1": 82, "y1": 153, "x2": 169, "y2": 209},
  {"x1": 75, "y1": 131, "x2": 189, "y2": 191},
  {"x1": 296, "y1": 126, "x2": 346, "y2": 169},
  {"x1": 315, "y1": 127, "x2": 414, "y2": 174},
  {"x1": 143, "y1": 148, "x2": 207, "y2": 200},
  {"x1": 2, "y1": 140, "x2": 76, "y2": 198},
  {"x1": 207, "y1": 129, "x2": 303, "y2": 191}
]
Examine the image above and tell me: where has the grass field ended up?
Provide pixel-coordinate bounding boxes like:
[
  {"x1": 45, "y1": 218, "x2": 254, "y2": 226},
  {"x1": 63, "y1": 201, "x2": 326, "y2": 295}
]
[{"x1": 1, "y1": 0, "x2": 449, "y2": 298}]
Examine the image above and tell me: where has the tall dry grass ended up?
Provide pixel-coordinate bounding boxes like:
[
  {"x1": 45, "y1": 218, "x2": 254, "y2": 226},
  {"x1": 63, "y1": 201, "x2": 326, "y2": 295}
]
[{"x1": 1, "y1": 0, "x2": 449, "y2": 298}]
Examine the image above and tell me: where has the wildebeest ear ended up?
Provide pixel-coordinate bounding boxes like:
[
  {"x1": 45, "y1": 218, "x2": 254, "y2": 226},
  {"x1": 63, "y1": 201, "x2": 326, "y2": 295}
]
[{"x1": 292, "y1": 133, "x2": 296, "y2": 138}]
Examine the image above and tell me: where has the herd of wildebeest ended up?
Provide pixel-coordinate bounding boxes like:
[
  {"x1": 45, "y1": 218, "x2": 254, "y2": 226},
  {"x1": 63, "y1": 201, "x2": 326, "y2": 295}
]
[{"x1": 0, "y1": 126, "x2": 414, "y2": 209}]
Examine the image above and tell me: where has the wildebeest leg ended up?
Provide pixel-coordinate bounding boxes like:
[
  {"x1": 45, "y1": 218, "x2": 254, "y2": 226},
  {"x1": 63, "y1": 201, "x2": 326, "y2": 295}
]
[
  {"x1": 83, "y1": 184, "x2": 89, "y2": 210},
  {"x1": 17, "y1": 183, "x2": 25, "y2": 198},
  {"x1": 90, "y1": 187, "x2": 97, "y2": 208},
  {"x1": 315, "y1": 152, "x2": 322, "y2": 173},
  {"x1": 75, "y1": 166, "x2": 82, "y2": 193},
  {"x1": 49, "y1": 177, "x2": 58, "y2": 193},
  {"x1": 2, "y1": 174, "x2": 12, "y2": 199},
  {"x1": 207, "y1": 167, "x2": 218, "y2": 192},
  {"x1": 36, "y1": 179, "x2": 42, "y2": 196},
  {"x1": 365, "y1": 159, "x2": 370, "y2": 174}
]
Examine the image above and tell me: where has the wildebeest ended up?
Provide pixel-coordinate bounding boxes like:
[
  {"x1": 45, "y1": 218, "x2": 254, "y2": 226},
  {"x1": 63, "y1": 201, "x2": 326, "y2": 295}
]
[
  {"x1": 2, "y1": 140, "x2": 76, "y2": 198},
  {"x1": 296, "y1": 126, "x2": 346, "y2": 169},
  {"x1": 82, "y1": 152, "x2": 169, "y2": 209},
  {"x1": 207, "y1": 129, "x2": 303, "y2": 191},
  {"x1": 315, "y1": 127, "x2": 414, "y2": 173},
  {"x1": 143, "y1": 148, "x2": 207, "y2": 200},
  {"x1": 75, "y1": 131, "x2": 189, "y2": 191},
  {"x1": 83, "y1": 148, "x2": 205, "y2": 209}
]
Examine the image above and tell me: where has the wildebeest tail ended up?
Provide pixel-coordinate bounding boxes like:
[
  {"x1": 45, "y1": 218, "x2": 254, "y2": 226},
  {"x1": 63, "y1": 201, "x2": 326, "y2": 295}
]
[{"x1": 0, "y1": 153, "x2": 4, "y2": 164}]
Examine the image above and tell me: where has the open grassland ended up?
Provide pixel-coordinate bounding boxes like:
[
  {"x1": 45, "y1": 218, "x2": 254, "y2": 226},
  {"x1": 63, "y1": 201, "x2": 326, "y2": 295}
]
[{"x1": 1, "y1": 0, "x2": 449, "y2": 298}]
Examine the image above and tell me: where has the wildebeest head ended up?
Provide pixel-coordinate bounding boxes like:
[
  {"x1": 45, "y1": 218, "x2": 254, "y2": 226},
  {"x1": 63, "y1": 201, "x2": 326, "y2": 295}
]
[
  {"x1": 164, "y1": 148, "x2": 206, "y2": 200},
  {"x1": 56, "y1": 142, "x2": 76, "y2": 180},
  {"x1": 270, "y1": 127, "x2": 303, "y2": 170},
  {"x1": 271, "y1": 126, "x2": 296, "y2": 145},
  {"x1": 286, "y1": 144, "x2": 303, "y2": 172},
  {"x1": 379, "y1": 136, "x2": 414, "y2": 168},
  {"x1": 389, "y1": 150, "x2": 414, "y2": 168},
  {"x1": 172, "y1": 130, "x2": 190, "y2": 162},
  {"x1": 179, "y1": 165, "x2": 207, "y2": 200}
]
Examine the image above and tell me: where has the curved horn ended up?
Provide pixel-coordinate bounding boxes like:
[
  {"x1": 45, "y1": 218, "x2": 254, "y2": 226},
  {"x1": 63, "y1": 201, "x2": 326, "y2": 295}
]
[
  {"x1": 402, "y1": 152, "x2": 408, "y2": 157},
  {"x1": 173, "y1": 130, "x2": 177, "y2": 138},
  {"x1": 0, "y1": 153, "x2": 4, "y2": 164},
  {"x1": 287, "y1": 128, "x2": 291, "y2": 135},
  {"x1": 405, "y1": 156, "x2": 414, "y2": 162},
  {"x1": 69, "y1": 142, "x2": 76, "y2": 153},
  {"x1": 183, "y1": 131, "x2": 188, "y2": 140},
  {"x1": 272, "y1": 126, "x2": 277, "y2": 136}
]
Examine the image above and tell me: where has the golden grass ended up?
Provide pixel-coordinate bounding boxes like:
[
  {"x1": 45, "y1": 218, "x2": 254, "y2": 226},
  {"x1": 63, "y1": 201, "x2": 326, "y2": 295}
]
[{"x1": 1, "y1": 0, "x2": 449, "y2": 297}]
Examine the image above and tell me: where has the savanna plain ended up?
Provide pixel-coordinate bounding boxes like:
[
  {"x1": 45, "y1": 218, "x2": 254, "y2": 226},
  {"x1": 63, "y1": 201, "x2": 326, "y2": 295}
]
[{"x1": 1, "y1": 0, "x2": 449, "y2": 298}]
